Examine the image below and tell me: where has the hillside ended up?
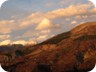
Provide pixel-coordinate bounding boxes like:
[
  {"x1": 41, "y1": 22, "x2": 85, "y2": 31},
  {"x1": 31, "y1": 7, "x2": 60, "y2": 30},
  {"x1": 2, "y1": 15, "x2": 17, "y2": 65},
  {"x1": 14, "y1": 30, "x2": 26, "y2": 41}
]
[{"x1": 1, "y1": 22, "x2": 96, "y2": 72}]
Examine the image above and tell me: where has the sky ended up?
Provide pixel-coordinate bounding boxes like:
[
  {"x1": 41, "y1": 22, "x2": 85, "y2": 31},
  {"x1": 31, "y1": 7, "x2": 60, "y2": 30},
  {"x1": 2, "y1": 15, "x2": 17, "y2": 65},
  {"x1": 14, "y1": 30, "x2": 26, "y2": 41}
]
[{"x1": 0, "y1": 0, "x2": 96, "y2": 45}]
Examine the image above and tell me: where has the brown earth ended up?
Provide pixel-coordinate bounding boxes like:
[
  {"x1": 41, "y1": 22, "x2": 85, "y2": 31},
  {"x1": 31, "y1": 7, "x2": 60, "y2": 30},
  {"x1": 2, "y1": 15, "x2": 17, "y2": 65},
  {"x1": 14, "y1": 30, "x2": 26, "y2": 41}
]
[{"x1": 1, "y1": 22, "x2": 96, "y2": 72}]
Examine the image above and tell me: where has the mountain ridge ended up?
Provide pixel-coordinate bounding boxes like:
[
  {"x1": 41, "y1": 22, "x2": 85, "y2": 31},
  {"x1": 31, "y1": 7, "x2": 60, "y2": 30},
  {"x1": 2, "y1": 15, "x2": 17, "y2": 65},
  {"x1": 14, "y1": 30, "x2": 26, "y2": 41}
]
[
  {"x1": 40, "y1": 21, "x2": 96, "y2": 45},
  {"x1": 1, "y1": 21, "x2": 96, "y2": 72}
]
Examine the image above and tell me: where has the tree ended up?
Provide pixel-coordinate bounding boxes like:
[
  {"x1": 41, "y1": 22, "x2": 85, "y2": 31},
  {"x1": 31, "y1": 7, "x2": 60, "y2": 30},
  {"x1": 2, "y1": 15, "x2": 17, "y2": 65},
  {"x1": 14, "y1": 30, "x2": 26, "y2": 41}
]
[
  {"x1": 15, "y1": 50, "x2": 24, "y2": 57},
  {"x1": 37, "y1": 63, "x2": 52, "y2": 72},
  {"x1": 5, "y1": 53, "x2": 12, "y2": 62},
  {"x1": 75, "y1": 51, "x2": 85, "y2": 64}
]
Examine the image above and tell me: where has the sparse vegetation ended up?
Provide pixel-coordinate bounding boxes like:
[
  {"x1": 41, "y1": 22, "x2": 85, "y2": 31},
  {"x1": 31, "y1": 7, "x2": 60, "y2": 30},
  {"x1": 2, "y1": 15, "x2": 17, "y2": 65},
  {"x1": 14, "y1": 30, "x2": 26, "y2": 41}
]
[
  {"x1": 15, "y1": 50, "x2": 24, "y2": 57},
  {"x1": 74, "y1": 35, "x2": 96, "y2": 41},
  {"x1": 35, "y1": 63, "x2": 52, "y2": 72},
  {"x1": 40, "y1": 31, "x2": 70, "y2": 44},
  {"x1": 0, "y1": 22, "x2": 96, "y2": 72},
  {"x1": 75, "y1": 51, "x2": 85, "y2": 64}
]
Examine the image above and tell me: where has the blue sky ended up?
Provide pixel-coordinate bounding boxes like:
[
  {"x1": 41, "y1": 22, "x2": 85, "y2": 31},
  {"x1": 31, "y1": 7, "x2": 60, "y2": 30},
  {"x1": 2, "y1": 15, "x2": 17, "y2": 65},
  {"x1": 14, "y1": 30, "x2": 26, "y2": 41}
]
[
  {"x1": 0, "y1": 0, "x2": 89, "y2": 20},
  {"x1": 0, "y1": 0, "x2": 96, "y2": 45}
]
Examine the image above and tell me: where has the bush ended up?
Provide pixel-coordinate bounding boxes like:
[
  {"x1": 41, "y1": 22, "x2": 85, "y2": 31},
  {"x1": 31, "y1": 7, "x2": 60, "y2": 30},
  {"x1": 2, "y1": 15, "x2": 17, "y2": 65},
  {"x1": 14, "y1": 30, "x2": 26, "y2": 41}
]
[{"x1": 15, "y1": 50, "x2": 24, "y2": 57}]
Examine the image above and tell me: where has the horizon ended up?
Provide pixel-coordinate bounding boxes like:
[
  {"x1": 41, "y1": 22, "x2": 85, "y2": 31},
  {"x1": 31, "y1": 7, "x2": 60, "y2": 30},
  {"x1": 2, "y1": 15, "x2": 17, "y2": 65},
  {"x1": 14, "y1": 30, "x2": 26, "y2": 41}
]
[{"x1": 0, "y1": 0, "x2": 96, "y2": 45}]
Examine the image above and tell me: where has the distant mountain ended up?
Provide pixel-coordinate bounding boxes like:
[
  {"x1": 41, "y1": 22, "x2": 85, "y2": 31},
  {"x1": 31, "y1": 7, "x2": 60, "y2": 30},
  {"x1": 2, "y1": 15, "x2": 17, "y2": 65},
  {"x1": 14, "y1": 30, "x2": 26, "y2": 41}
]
[{"x1": 2, "y1": 22, "x2": 96, "y2": 72}]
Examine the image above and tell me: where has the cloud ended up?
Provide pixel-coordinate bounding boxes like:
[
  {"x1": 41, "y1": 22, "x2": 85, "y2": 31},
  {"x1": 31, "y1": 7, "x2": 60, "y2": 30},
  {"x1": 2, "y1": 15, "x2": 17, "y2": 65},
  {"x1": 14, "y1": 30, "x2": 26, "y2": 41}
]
[
  {"x1": 0, "y1": 40, "x2": 37, "y2": 46},
  {"x1": 22, "y1": 3, "x2": 96, "y2": 27},
  {"x1": 40, "y1": 29, "x2": 51, "y2": 34},
  {"x1": 0, "y1": 35, "x2": 10, "y2": 40},
  {"x1": 45, "y1": 3, "x2": 93, "y2": 19},
  {"x1": 82, "y1": 15, "x2": 88, "y2": 19},
  {"x1": 19, "y1": 12, "x2": 44, "y2": 28},
  {"x1": 21, "y1": 31, "x2": 39, "y2": 38},
  {"x1": 45, "y1": 3, "x2": 54, "y2": 7},
  {"x1": 11, "y1": 40, "x2": 27, "y2": 45},
  {"x1": 75, "y1": 15, "x2": 88, "y2": 19},
  {"x1": 36, "y1": 18, "x2": 60, "y2": 30},
  {"x1": 75, "y1": 15, "x2": 82, "y2": 19},
  {"x1": 19, "y1": 29, "x2": 51, "y2": 39},
  {"x1": 37, "y1": 35, "x2": 48, "y2": 41},
  {"x1": 12, "y1": 3, "x2": 96, "y2": 30},
  {"x1": 0, "y1": 20, "x2": 16, "y2": 34},
  {"x1": 59, "y1": 0, "x2": 65, "y2": 5},
  {"x1": 16, "y1": 3, "x2": 95, "y2": 29},
  {"x1": 0, "y1": 40, "x2": 11, "y2": 46},
  {"x1": 26, "y1": 40, "x2": 37, "y2": 45},
  {"x1": 11, "y1": 40, "x2": 37, "y2": 45},
  {"x1": 65, "y1": 18, "x2": 70, "y2": 21},
  {"x1": 0, "y1": 2, "x2": 96, "y2": 42},
  {"x1": 14, "y1": 3, "x2": 96, "y2": 42},
  {"x1": 71, "y1": 21, "x2": 77, "y2": 24}
]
